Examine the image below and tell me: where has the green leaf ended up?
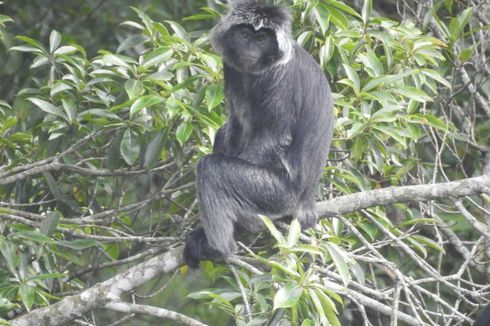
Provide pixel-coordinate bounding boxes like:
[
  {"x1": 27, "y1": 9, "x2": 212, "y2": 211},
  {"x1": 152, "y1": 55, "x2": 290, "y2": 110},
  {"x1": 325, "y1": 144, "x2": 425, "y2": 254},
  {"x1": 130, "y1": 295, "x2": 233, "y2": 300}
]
[
  {"x1": 16, "y1": 35, "x2": 46, "y2": 52},
  {"x1": 165, "y1": 20, "x2": 188, "y2": 41},
  {"x1": 9, "y1": 45, "x2": 43, "y2": 54},
  {"x1": 260, "y1": 215, "x2": 285, "y2": 245},
  {"x1": 420, "y1": 69, "x2": 451, "y2": 89},
  {"x1": 0, "y1": 14, "x2": 14, "y2": 26},
  {"x1": 327, "y1": 7, "x2": 349, "y2": 30},
  {"x1": 337, "y1": 79, "x2": 357, "y2": 93},
  {"x1": 444, "y1": 0, "x2": 453, "y2": 13},
  {"x1": 406, "y1": 236, "x2": 428, "y2": 258},
  {"x1": 102, "y1": 54, "x2": 131, "y2": 68},
  {"x1": 316, "y1": 289, "x2": 341, "y2": 326},
  {"x1": 0, "y1": 298, "x2": 17, "y2": 316},
  {"x1": 313, "y1": 5, "x2": 330, "y2": 35},
  {"x1": 362, "y1": 71, "x2": 413, "y2": 92},
  {"x1": 205, "y1": 85, "x2": 224, "y2": 111},
  {"x1": 343, "y1": 64, "x2": 360, "y2": 94},
  {"x1": 129, "y1": 95, "x2": 164, "y2": 118},
  {"x1": 28, "y1": 98, "x2": 66, "y2": 120},
  {"x1": 14, "y1": 231, "x2": 55, "y2": 244},
  {"x1": 104, "y1": 243, "x2": 120, "y2": 260},
  {"x1": 460, "y1": 46, "x2": 475, "y2": 62},
  {"x1": 146, "y1": 71, "x2": 174, "y2": 81},
  {"x1": 125, "y1": 79, "x2": 144, "y2": 100},
  {"x1": 120, "y1": 129, "x2": 140, "y2": 165},
  {"x1": 320, "y1": 36, "x2": 334, "y2": 67},
  {"x1": 373, "y1": 125, "x2": 407, "y2": 146},
  {"x1": 424, "y1": 114, "x2": 449, "y2": 130},
  {"x1": 410, "y1": 235, "x2": 445, "y2": 253},
  {"x1": 117, "y1": 34, "x2": 149, "y2": 53},
  {"x1": 350, "y1": 261, "x2": 365, "y2": 285},
  {"x1": 144, "y1": 131, "x2": 166, "y2": 168},
  {"x1": 78, "y1": 109, "x2": 120, "y2": 120},
  {"x1": 0, "y1": 100, "x2": 12, "y2": 110},
  {"x1": 406, "y1": 114, "x2": 448, "y2": 131},
  {"x1": 51, "y1": 248, "x2": 82, "y2": 265},
  {"x1": 290, "y1": 244, "x2": 323, "y2": 255},
  {"x1": 1, "y1": 116, "x2": 17, "y2": 131},
  {"x1": 53, "y1": 46, "x2": 78, "y2": 55},
  {"x1": 351, "y1": 135, "x2": 368, "y2": 161},
  {"x1": 142, "y1": 47, "x2": 174, "y2": 69},
  {"x1": 393, "y1": 86, "x2": 432, "y2": 102},
  {"x1": 457, "y1": 8, "x2": 473, "y2": 36},
  {"x1": 30, "y1": 56, "x2": 49, "y2": 69},
  {"x1": 187, "y1": 291, "x2": 235, "y2": 312},
  {"x1": 287, "y1": 219, "x2": 301, "y2": 247},
  {"x1": 61, "y1": 99, "x2": 77, "y2": 125},
  {"x1": 130, "y1": 7, "x2": 154, "y2": 31},
  {"x1": 120, "y1": 20, "x2": 144, "y2": 30},
  {"x1": 325, "y1": 242, "x2": 351, "y2": 286},
  {"x1": 346, "y1": 122, "x2": 366, "y2": 139},
  {"x1": 360, "y1": 52, "x2": 383, "y2": 77},
  {"x1": 0, "y1": 240, "x2": 17, "y2": 276},
  {"x1": 324, "y1": 0, "x2": 361, "y2": 18},
  {"x1": 175, "y1": 122, "x2": 193, "y2": 147},
  {"x1": 362, "y1": 0, "x2": 372, "y2": 24},
  {"x1": 39, "y1": 212, "x2": 61, "y2": 237},
  {"x1": 49, "y1": 30, "x2": 61, "y2": 53},
  {"x1": 370, "y1": 106, "x2": 401, "y2": 122},
  {"x1": 273, "y1": 284, "x2": 303, "y2": 310},
  {"x1": 308, "y1": 289, "x2": 327, "y2": 324},
  {"x1": 266, "y1": 261, "x2": 300, "y2": 277},
  {"x1": 50, "y1": 82, "x2": 72, "y2": 97},
  {"x1": 19, "y1": 283, "x2": 35, "y2": 311}
]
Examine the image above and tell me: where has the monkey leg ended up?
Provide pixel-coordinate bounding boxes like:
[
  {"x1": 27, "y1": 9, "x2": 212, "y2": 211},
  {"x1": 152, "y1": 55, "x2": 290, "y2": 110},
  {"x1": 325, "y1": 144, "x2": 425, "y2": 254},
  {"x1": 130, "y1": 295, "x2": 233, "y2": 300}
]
[
  {"x1": 295, "y1": 200, "x2": 319, "y2": 229},
  {"x1": 190, "y1": 154, "x2": 299, "y2": 260},
  {"x1": 183, "y1": 227, "x2": 226, "y2": 269}
]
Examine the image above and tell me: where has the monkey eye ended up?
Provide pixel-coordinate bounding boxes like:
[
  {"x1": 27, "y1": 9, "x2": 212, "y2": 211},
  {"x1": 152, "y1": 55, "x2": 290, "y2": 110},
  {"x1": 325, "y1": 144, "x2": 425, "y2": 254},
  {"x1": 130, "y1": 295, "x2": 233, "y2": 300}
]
[
  {"x1": 240, "y1": 32, "x2": 249, "y2": 40},
  {"x1": 256, "y1": 34, "x2": 266, "y2": 44}
]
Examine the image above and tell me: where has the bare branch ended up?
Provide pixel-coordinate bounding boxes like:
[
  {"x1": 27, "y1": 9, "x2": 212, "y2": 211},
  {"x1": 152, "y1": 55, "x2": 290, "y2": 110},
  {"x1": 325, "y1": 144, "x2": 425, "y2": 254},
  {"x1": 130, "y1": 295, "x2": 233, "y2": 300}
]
[
  {"x1": 316, "y1": 174, "x2": 490, "y2": 216},
  {"x1": 105, "y1": 301, "x2": 207, "y2": 326},
  {"x1": 0, "y1": 161, "x2": 173, "y2": 186},
  {"x1": 11, "y1": 246, "x2": 184, "y2": 326}
]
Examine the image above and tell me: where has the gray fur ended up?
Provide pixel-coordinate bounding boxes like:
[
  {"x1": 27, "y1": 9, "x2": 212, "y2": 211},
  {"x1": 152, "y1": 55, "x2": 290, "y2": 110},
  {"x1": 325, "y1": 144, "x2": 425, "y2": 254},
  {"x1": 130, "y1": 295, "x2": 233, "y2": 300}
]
[{"x1": 184, "y1": 0, "x2": 334, "y2": 268}]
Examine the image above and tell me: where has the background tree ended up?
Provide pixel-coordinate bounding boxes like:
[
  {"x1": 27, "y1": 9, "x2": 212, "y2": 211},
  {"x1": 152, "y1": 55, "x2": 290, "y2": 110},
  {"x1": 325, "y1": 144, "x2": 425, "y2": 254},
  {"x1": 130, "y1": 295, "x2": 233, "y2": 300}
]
[{"x1": 0, "y1": 0, "x2": 489, "y2": 325}]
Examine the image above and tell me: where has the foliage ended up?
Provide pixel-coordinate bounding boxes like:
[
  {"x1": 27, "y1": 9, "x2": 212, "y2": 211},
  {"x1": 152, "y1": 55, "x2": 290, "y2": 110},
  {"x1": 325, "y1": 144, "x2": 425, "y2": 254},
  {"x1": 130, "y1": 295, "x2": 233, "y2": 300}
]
[{"x1": 0, "y1": 0, "x2": 488, "y2": 325}]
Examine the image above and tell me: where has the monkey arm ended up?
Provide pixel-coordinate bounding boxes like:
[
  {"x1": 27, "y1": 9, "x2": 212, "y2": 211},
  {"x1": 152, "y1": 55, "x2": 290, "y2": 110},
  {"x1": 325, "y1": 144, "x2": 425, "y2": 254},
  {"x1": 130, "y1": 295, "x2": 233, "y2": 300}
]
[
  {"x1": 213, "y1": 124, "x2": 227, "y2": 154},
  {"x1": 213, "y1": 115, "x2": 244, "y2": 156}
]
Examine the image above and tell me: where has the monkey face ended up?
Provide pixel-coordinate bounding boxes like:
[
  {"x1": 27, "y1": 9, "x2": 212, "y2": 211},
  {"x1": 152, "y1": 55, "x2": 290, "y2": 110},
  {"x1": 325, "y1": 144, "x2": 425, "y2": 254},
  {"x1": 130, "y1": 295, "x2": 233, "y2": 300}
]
[{"x1": 221, "y1": 24, "x2": 281, "y2": 72}]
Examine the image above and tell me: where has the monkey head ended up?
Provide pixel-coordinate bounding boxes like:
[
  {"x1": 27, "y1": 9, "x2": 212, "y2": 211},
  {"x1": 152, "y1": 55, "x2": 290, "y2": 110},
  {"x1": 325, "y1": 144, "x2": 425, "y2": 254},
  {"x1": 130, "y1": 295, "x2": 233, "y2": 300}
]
[{"x1": 211, "y1": 0, "x2": 294, "y2": 72}]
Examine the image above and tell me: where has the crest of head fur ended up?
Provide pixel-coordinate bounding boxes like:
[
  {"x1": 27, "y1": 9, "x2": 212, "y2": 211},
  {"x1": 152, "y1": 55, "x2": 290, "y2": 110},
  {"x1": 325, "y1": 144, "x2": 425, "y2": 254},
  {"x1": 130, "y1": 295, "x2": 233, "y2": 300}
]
[{"x1": 211, "y1": 0, "x2": 294, "y2": 65}]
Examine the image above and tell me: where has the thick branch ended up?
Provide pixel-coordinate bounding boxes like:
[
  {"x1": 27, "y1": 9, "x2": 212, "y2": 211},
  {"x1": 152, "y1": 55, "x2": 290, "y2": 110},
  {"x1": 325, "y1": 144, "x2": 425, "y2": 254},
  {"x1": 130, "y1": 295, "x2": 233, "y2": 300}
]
[
  {"x1": 11, "y1": 247, "x2": 185, "y2": 326},
  {"x1": 316, "y1": 174, "x2": 490, "y2": 216}
]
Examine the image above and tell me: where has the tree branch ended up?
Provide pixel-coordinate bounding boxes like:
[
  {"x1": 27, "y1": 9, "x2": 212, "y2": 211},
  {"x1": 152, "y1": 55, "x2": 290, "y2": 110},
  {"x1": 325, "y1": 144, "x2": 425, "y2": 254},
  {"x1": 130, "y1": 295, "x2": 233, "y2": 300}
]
[
  {"x1": 316, "y1": 174, "x2": 490, "y2": 216},
  {"x1": 0, "y1": 161, "x2": 173, "y2": 186},
  {"x1": 11, "y1": 174, "x2": 490, "y2": 326},
  {"x1": 105, "y1": 301, "x2": 207, "y2": 326},
  {"x1": 11, "y1": 246, "x2": 185, "y2": 326}
]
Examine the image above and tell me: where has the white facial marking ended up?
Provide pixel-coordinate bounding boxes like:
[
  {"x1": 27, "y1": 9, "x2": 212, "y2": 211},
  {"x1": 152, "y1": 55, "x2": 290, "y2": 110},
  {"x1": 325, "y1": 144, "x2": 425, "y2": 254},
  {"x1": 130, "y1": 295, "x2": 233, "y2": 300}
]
[{"x1": 275, "y1": 29, "x2": 293, "y2": 65}]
